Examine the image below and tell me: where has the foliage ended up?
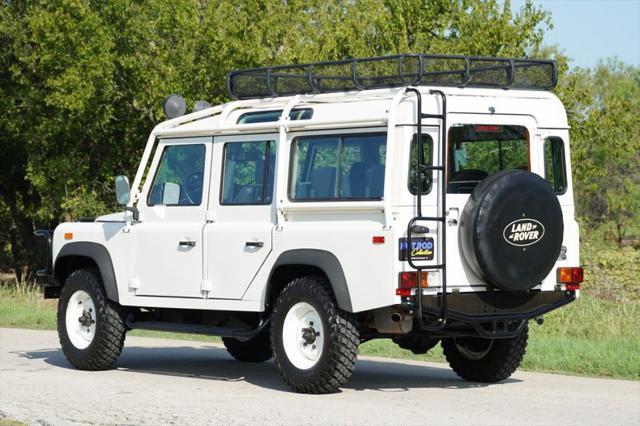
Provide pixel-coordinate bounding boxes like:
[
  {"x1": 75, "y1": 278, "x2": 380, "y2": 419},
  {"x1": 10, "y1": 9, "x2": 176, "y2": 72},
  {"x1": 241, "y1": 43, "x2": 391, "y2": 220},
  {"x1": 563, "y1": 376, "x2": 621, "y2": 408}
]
[
  {"x1": 580, "y1": 228, "x2": 640, "y2": 302},
  {"x1": 0, "y1": 0, "x2": 553, "y2": 274},
  {"x1": 555, "y1": 61, "x2": 640, "y2": 245}
]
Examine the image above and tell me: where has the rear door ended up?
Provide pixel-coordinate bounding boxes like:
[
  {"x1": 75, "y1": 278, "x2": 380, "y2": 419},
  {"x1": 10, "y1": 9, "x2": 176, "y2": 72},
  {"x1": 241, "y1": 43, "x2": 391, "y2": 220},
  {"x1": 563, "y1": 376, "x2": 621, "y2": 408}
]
[
  {"x1": 204, "y1": 134, "x2": 277, "y2": 299},
  {"x1": 445, "y1": 117, "x2": 537, "y2": 288}
]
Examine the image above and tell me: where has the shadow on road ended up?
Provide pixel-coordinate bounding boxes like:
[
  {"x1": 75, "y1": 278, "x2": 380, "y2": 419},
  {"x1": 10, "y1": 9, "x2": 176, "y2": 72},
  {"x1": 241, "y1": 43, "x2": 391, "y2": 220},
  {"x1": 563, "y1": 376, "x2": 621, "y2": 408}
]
[{"x1": 18, "y1": 344, "x2": 518, "y2": 393}]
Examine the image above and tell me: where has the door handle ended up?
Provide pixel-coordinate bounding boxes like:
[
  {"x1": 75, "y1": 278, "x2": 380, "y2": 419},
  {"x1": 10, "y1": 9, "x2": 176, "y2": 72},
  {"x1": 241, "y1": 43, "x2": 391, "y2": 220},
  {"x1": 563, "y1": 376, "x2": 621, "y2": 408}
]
[
  {"x1": 179, "y1": 240, "x2": 196, "y2": 247},
  {"x1": 245, "y1": 241, "x2": 264, "y2": 248}
]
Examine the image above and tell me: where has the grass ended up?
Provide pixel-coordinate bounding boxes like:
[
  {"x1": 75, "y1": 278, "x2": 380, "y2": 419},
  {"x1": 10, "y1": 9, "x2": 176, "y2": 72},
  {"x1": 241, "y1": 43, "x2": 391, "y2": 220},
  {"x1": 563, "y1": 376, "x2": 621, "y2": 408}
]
[
  {"x1": 0, "y1": 419, "x2": 26, "y2": 426},
  {"x1": 1, "y1": 282, "x2": 637, "y2": 380}
]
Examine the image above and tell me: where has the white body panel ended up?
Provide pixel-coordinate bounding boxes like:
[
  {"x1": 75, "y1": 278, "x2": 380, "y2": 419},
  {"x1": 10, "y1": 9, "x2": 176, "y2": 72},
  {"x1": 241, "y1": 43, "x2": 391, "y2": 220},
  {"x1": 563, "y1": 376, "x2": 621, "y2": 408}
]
[{"x1": 51, "y1": 86, "x2": 579, "y2": 314}]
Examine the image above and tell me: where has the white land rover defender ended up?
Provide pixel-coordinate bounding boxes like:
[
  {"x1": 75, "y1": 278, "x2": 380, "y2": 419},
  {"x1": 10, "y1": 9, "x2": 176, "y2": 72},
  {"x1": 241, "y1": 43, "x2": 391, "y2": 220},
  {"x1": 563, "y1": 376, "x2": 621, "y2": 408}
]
[{"x1": 37, "y1": 54, "x2": 583, "y2": 393}]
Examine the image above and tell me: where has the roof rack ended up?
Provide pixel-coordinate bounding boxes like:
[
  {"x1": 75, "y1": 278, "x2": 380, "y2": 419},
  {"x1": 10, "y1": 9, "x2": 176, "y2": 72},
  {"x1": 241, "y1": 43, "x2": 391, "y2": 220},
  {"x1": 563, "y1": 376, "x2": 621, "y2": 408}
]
[{"x1": 227, "y1": 53, "x2": 557, "y2": 100}]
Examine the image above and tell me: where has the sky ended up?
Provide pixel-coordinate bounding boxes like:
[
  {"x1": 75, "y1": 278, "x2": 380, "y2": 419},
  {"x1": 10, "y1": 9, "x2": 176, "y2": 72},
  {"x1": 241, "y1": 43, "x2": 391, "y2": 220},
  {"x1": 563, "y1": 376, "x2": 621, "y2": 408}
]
[{"x1": 510, "y1": 0, "x2": 640, "y2": 68}]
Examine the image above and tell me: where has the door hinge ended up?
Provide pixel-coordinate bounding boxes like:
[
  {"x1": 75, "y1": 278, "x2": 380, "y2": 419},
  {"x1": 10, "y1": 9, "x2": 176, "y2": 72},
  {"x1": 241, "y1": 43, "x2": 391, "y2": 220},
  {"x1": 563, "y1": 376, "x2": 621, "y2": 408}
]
[
  {"x1": 276, "y1": 205, "x2": 286, "y2": 231},
  {"x1": 129, "y1": 277, "x2": 140, "y2": 291},
  {"x1": 205, "y1": 210, "x2": 216, "y2": 223},
  {"x1": 201, "y1": 280, "x2": 213, "y2": 298}
]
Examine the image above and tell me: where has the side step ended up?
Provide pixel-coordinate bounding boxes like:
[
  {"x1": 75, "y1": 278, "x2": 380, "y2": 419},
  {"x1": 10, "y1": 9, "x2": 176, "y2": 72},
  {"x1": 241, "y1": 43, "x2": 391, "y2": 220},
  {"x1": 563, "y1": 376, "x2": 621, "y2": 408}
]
[{"x1": 126, "y1": 317, "x2": 270, "y2": 341}]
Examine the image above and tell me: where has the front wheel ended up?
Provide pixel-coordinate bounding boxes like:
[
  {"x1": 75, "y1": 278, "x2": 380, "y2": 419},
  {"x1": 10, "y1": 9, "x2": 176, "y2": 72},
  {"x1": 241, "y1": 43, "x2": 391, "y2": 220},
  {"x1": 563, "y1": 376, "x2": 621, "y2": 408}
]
[
  {"x1": 57, "y1": 268, "x2": 126, "y2": 370},
  {"x1": 441, "y1": 324, "x2": 528, "y2": 383},
  {"x1": 271, "y1": 276, "x2": 359, "y2": 394}
]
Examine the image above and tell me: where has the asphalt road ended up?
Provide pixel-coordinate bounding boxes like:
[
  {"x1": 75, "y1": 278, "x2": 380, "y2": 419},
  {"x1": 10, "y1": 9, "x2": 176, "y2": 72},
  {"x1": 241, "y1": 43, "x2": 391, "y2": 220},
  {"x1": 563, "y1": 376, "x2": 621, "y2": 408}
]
[{"x1": 0, "y1": 328, "x2": 638, "y2": 426}]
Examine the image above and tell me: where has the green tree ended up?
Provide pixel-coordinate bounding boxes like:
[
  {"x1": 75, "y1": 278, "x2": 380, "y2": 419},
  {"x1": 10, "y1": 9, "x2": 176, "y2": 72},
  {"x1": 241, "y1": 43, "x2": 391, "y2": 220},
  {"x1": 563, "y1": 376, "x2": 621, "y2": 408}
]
[
  {"x1": 559, "y1": 61, "x2": 640, "y2": 245},
  {"x1": 0, "y1": 0, "x2": 552, "y2": 276}
]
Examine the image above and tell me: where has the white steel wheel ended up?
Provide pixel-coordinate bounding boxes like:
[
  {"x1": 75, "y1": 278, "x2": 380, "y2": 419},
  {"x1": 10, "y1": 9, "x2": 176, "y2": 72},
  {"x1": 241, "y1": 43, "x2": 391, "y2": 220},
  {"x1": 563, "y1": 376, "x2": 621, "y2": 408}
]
[
  {"x1": 65, "y1": 290, "x2": 96, "y2": 350},
  {"x1": 58, "y1": 268, "x2": 126, "y2": 371},
  {"x1": 282, "y1": 302, "x2": 325, "y2": 370},
  {"x1": 272, "y1": 276, "x2": 359, "y2": 393}
]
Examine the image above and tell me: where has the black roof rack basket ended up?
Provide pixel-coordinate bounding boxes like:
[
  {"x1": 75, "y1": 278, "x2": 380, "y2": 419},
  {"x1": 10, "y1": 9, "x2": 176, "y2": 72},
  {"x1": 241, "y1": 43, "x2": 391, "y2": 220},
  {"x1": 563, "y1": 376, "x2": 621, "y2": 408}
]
[{"x1": 227, "y1": 53, "x2": 557, "y2": 100}]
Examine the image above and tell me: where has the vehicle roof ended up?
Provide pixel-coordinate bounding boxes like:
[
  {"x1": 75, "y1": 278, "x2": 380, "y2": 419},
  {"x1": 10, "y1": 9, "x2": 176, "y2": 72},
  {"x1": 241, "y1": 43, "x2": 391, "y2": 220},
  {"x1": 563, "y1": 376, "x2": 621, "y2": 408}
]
[{"x1": 156, "y1": 86, "x2": 568, "y2": 138}]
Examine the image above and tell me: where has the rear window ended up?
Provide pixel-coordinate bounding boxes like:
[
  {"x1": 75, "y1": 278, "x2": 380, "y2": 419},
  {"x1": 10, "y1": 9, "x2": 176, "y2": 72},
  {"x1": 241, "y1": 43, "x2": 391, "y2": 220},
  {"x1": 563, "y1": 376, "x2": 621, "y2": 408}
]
[{"x1": 448, "y1": 124, "x2": 529, "y2": 193}]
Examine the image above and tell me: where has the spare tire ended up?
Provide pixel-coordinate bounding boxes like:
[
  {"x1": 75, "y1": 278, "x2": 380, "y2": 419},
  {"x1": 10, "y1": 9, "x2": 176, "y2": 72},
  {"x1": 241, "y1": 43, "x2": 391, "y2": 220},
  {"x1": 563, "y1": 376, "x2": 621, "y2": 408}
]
[{"x1": 459, "y1": 170, "x2": 563, "y2": 292}]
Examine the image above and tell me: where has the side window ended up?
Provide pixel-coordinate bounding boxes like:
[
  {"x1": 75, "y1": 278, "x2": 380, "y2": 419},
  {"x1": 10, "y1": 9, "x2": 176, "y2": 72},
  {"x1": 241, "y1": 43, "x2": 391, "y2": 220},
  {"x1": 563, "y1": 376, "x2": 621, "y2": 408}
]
[
  {"x1": 408, "y1": 134, "x2": 434, "y2": 195},
  {"x1": 148, "y1": 144, "x2": 206, "y2": 206},
  {"x1": 544, "y1": 137, "x2": 567, "y2": 194},
  {"x1": 221, "y1": 141, "x2": 276, "y2": 205},
  {"x1": 290, "y1": 133, "x2": 386, "y2": 200}
]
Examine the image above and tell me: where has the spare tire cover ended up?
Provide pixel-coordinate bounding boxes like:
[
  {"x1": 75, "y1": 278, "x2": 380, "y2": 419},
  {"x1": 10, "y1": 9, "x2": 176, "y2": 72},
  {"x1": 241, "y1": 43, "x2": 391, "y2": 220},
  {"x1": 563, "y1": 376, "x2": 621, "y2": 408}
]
[{"x1": 459, "y1": 170, "x2": 563, "y2": 292}]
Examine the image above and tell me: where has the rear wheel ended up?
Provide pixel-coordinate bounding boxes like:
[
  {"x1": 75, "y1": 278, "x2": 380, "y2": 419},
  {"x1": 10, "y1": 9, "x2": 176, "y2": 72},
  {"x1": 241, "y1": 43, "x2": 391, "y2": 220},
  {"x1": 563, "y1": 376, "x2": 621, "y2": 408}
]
[
  {"x1": 271, "y1": 276, "x2": 359, "y2": 394},
  {"x1": 441, "y1": 325, "x2": 528, "y2": 382},
  {"x1": 57, "y1": 268, "x2": 126, "y2": 370},
  {"x1": 222, "y1": 331, "x2": 272, "y2": 362}
]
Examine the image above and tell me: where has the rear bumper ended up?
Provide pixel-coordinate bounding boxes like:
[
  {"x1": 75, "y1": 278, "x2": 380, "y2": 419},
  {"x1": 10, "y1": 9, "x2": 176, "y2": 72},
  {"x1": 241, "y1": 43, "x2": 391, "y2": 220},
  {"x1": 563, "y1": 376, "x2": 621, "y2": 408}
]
[
  {"x1": 419, "y1": 290, "x2": 575, "y2": 338},
  {"x1": 421, "y1": 289, "x2": 575, "y2": 321}
]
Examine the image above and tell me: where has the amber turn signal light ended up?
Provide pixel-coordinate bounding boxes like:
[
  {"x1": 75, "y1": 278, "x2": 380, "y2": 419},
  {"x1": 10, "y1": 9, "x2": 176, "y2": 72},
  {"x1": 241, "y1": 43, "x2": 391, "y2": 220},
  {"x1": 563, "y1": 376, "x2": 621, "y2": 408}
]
[
  {"x1": 557, "y1": 266, "x2": 584, "y2": 291},
  {"x1": 396, "y1": 272, "x2": 428, "y2": 296}
]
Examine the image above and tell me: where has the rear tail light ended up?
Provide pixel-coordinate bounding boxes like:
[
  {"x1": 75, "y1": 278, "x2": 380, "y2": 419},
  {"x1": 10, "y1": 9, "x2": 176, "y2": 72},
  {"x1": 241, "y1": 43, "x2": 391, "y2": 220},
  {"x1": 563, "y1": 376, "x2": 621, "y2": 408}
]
[
  {"x1": 396, "y1": 271, "x2": 428, "y2": 296},
  {"x1": 557, "y1": 266, "x2": 584, "y2": 291}
]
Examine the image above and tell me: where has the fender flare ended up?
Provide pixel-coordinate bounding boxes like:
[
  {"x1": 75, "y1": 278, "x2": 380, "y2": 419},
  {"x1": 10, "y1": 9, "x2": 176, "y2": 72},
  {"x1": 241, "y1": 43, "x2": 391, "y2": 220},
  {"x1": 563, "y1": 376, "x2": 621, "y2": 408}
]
[
  {"x1": 269, "y1": 249, "x2": 352, "y2": 312},
  {"x1": 54, "y1": 242, "x2": 119, "y2": 303}
]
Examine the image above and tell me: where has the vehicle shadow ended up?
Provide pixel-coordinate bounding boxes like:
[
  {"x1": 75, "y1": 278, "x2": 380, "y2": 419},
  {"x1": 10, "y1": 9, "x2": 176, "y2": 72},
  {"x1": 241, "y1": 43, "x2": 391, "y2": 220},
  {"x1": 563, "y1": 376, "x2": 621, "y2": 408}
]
[{"x1": 18, "y1": 345, "x2": 518, "y2": 393}]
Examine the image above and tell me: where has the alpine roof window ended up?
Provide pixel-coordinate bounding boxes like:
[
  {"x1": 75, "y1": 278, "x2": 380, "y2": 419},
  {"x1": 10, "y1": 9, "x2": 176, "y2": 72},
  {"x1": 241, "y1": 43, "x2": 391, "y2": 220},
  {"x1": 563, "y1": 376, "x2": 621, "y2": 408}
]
[{"x1": 237, "y1": 108, "x2": 313, "y2": 124}]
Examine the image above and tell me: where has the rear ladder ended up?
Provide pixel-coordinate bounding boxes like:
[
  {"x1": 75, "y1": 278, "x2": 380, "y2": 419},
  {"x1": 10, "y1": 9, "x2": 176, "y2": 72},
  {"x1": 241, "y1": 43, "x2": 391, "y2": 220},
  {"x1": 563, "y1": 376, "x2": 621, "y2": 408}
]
[{"x1": 405, "y1": 88, "x2": 448, "y2": 331}]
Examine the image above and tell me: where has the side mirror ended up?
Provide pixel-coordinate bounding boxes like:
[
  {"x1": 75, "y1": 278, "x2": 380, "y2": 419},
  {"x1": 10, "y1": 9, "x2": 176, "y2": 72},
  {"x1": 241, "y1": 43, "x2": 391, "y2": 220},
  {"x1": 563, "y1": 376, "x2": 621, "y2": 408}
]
[
  {"x1": 114, "y1": 175, "x2": 139, "y2": 221},
  {"x1": 162, "y1": 182, "x2": 181, "y2": 205},
  {"x1": 115, "y1": 176, "x2": 131, "y2": 205}
]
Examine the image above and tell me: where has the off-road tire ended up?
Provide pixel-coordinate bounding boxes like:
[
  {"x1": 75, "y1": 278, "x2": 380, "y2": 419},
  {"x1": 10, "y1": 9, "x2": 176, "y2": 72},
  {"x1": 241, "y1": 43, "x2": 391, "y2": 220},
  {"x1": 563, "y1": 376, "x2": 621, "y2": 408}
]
[
  {"x1": 441, "y1": 324, "x2": 528, "y2": 383},
  {"x1": 271, "y1": 276, "x2": 359, "y2": 394},
  {"x1": 223, "y1": 331, "x2": 273, "y2": 362},
  {"x1": 57, "y1": 268, "x2": 126, "y2": 370},
  {"x1": 393, "y1": 332, "x2": 439, "y2": 355}
]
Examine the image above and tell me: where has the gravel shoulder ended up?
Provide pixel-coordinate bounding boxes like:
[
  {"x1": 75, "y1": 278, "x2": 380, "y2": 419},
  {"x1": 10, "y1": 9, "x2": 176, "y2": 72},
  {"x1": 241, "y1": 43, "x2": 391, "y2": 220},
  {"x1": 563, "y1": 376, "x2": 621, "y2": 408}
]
[{"x1": 1, "y1": 328, "x2": 638, "y2": 426}]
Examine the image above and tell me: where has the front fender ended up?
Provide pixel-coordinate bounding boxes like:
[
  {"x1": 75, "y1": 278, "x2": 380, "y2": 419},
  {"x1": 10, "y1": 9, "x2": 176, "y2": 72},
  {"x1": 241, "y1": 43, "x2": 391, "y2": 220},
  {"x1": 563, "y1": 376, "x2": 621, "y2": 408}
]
[{"x1": 54, "y1": 242, "x2": 119, "y2": 303}]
